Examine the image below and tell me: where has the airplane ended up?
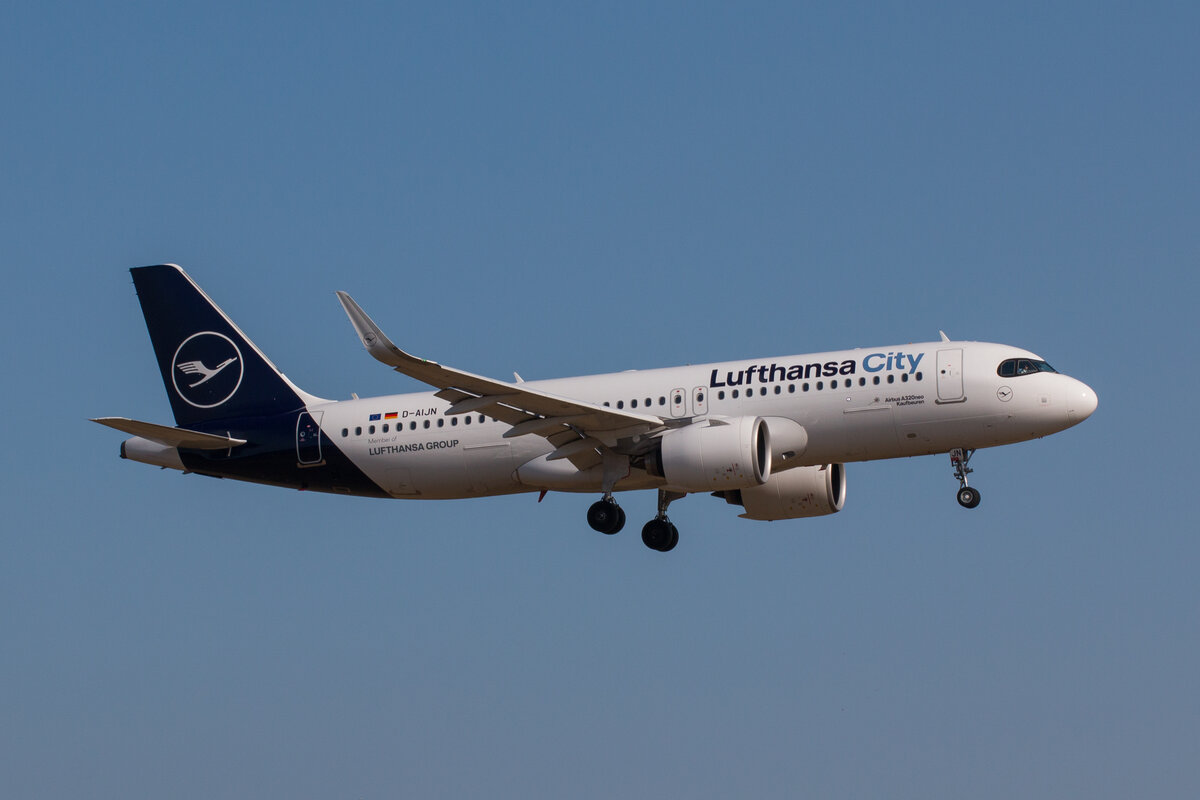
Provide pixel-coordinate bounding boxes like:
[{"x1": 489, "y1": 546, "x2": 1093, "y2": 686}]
[{"x1": 94, "y1": 264, "x2": 1098, "y2": 552}]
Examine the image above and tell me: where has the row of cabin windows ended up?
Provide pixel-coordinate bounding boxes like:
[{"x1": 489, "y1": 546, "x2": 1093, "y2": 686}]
[
  {"x1": 597, "y1": 373, "x2": 923, "y2": 409},
  {"x1": 603, "y1": 396, "x2": 670, "y2": 410},
  {"x1": 341, "y1": 371, "x2": 927, "y2": 437},
  {"x1": 715, "y1": 371, "x2": 921, "y2": 398},
  {"x1": 342, "y1": 414, "x2": 489, "y2": 438},
  {"x1": 716, "y1": 371, "x2": 922, "y2": 399}
]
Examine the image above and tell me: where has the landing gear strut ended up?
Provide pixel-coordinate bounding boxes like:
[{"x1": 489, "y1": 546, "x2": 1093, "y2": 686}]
[
  {"x1": 587, "y1": 495, "x2": 625, "y2": 534},
  {"x1": 641, "y1": 489, "x2": 684, "y2": 552},
  {"x1": 950, "y1": 448, "x2": 981, "y2": 509}
]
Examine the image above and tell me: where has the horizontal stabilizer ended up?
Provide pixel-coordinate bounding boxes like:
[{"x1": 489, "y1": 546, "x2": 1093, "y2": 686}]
[{"x1": 91, "y1": 417, "x2": 247, "y2": 450}]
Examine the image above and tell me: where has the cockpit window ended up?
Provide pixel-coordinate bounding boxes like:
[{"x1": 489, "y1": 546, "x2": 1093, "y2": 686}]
[{"x1": 997, "y1": 358, "x2": 1057, "y2": 378}]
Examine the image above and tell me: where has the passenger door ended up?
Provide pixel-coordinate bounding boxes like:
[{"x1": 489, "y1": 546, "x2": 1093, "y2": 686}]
[
  {"x1": 296, "y1": 411, "x2": 323, "y2": 465},
  {"x1": 936, "y1": 349, "x2": 965, "y2": 403}
]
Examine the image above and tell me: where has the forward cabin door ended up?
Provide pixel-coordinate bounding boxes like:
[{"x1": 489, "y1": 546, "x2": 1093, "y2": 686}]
[{"x1": 936, "y1": 348, "x2": 965, "y2": 403}]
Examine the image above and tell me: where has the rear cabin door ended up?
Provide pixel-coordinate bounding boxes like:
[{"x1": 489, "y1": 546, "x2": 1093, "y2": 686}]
[
  {"x1": 936, "y1": 349, "x2": 965, "y2": 403},
  {"x1": 296, "y1": 411, "x2": 323, "y2": 465}
]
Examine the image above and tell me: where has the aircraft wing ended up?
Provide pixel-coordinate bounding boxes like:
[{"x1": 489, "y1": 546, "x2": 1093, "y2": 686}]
[
  {"x1": 91, "y1": 417, "x2": 247, "y2": 449},
  {"x1": 337, "y1": 292, "x2": 666, "y2": 467}
]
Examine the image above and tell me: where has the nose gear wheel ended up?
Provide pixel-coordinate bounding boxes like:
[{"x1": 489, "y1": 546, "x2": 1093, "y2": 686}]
[{"x1": 950, "y1": 448, "x2": 981, "y2": 508}]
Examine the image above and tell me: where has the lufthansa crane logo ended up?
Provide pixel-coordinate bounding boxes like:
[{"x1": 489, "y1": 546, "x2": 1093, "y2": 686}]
[{"x1": 171, "y1": 332, "x2": 244, "y2": 408}]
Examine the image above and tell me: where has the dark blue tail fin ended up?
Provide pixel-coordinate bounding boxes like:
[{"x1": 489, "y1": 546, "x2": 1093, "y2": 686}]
[{"x1": 131, "y1": 264, "x2": 311, "y2": 427}]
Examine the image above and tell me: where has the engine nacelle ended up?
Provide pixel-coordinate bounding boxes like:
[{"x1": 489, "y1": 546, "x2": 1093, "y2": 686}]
[
  {"x1": 649, "y1": 416, "x2": 771, "y2": 492},
  {"x1": 718, "y1": 463, "x2": 846, "y2": 520}
]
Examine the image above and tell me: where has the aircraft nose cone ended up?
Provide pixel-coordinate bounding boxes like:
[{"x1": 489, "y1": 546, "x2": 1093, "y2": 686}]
[{"x1": 1067, "y1": 380, "x2": 1098, "y2": 423}]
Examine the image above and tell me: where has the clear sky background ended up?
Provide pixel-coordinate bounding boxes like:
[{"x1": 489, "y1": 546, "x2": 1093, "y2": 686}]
[{"x1": 3, "y1": 3, "x2": 1197, "y2": 798}]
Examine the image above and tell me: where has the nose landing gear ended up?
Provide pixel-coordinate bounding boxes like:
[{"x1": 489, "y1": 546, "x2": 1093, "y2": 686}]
[{"x1": 950, "y1": 448, "x2": 981, "y2": 508}]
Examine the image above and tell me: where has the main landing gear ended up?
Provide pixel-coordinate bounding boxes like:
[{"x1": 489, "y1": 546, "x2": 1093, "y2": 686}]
[
  {"x1": 586, "y1": 495, "x2": 625, "y2": 535},
  {"x1": 950, "y1": 448, "x2": 981, "y2": 509},
  {"x1": 586, "y1": 489, "x2": 684, "y2": 552}
]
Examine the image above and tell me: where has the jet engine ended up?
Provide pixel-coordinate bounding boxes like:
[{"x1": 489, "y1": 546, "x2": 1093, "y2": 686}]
[
  {"x1": 646, "y1": 416, "x2": 771, "y2": 492},
  {"x1": 715, "y1": 463, "x2": 846, "y2": 520}
]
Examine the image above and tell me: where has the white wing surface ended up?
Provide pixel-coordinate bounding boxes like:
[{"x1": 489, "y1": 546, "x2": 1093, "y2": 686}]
[{"x1": 336, "y1": 292, "x2": 667, "y2": 468}]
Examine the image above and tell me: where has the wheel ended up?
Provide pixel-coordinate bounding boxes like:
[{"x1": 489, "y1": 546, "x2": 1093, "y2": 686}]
[
  {"x1": 664, "y1": 523, "x2": 679, "y2": 552},
  {"x1": 587, "y1": 500, "x2": 625, "y2": 534},
  {"x1": 641, "y1": 518, "x2": 677, "y2": 552},
  {"x1": 956, "y1": 486, "x2": 981, "y2": 509}
]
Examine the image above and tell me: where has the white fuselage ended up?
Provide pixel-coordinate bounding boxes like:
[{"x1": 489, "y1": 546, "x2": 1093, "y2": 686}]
[{"x1": 313, "y1": 340, "x2": 1096, "y2": 499}]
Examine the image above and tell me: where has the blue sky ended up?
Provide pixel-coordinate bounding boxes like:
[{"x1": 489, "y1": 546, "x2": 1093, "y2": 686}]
[{"x1": 3, "y1": 3, "x2": 1198, "y2": 797}]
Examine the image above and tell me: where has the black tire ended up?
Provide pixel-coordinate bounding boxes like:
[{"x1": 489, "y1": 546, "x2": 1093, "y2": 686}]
[
  {"x1": 663, "y1": 523, "x2": 679, "y2": 552},
  {"x1": 587, "y1": 500, "x2": 624, "y2": 534},
  {"x1": 956, "y1": 486, "x2": 981, "y2": 509},
  {"x1": 641, "y1": 518, "x2": 674, "y2": 551}
]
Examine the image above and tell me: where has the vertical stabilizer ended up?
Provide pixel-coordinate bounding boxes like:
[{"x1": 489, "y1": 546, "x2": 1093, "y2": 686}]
[{"x1": 130, "y1": 264, "x2": 312, "y2": 427}]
